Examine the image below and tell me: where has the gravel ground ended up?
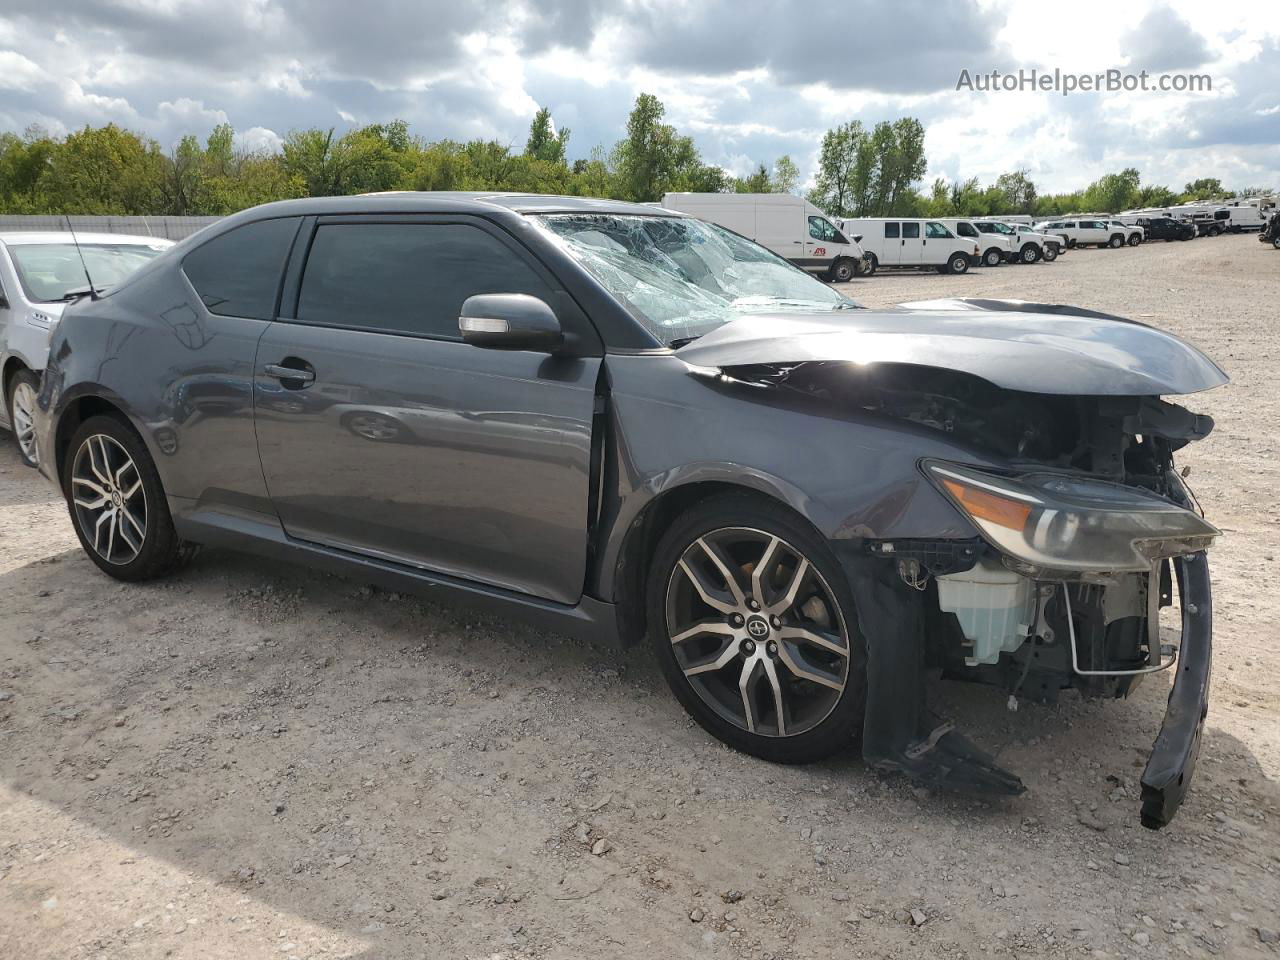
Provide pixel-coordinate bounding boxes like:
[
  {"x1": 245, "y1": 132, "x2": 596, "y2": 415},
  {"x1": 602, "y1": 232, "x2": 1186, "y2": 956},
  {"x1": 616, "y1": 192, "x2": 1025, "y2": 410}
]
[{"x1": 1, "y1": 234, "x2": 1278, "y2": 960}]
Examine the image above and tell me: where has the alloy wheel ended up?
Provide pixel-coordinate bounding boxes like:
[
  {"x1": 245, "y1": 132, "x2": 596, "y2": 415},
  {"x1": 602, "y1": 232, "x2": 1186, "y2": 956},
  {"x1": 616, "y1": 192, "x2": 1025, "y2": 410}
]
[
  {"x1": 70, "y1": 433, "x2": 148, "y2": 565},
  {"x1": 10, "y1": 380, "x2": 38, "y2": 465},
  {"x1": 664, "y1": 527, "x2": 850, "y2": 738}
]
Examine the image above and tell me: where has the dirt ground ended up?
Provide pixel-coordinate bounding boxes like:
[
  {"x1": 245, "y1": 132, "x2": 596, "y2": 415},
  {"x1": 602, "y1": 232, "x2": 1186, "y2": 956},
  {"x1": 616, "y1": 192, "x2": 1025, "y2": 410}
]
[{"x1": 2, "y1": 234, "x2": 1278, "y2": 960}]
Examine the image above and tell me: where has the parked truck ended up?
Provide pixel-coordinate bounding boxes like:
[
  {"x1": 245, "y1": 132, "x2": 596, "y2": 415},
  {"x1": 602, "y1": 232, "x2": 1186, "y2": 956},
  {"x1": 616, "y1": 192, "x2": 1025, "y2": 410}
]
[{"x1": 660, "y1": 193, "x2": 868, "y2": 282}]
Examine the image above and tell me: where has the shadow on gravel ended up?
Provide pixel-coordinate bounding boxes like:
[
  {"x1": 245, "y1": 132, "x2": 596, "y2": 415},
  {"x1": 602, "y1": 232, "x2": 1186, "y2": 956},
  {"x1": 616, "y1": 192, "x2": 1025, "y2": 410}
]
[{"x1": 2, "y1": 542, "x2": 1278, "y2": 957}]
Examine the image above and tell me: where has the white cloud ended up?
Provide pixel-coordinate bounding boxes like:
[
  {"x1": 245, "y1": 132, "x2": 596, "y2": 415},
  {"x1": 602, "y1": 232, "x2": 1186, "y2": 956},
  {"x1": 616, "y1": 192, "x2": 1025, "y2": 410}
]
[
  {"x1": 0, "y1": 50, "x2": 44, "y2": 91},
  {"x1": 0, "y1": 0, "x2": 1276, "y2": 193}
]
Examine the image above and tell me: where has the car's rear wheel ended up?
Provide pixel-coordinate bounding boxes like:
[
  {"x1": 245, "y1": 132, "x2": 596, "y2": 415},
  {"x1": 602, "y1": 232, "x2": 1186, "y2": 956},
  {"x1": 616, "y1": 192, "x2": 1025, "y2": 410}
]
[
  {"x1": 948, "y1": 252, "x2": 970, "y2": 274},
  {"x1": 6, "y1": 369, "x2": 40, "y2": 468},
  {"x1": 63, "y1": 415, "x2": 197, "y2": 582},
  {"x1": 648, "y1": 495, "x2": 866, "y2": 763}
]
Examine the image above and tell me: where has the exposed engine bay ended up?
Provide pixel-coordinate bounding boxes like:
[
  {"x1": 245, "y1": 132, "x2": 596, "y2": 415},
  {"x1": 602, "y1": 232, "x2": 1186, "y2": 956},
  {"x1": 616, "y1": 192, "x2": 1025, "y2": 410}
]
[{"x1": 711, "y1": 356, "x2": 1217, "y2": 828}]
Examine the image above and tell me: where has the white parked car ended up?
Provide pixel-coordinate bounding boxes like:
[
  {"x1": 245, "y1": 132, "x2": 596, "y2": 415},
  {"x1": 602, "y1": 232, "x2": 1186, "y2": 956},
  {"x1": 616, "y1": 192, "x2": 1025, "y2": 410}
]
[
  {"x1": 1102, "y1": 220, "x2": 1144, "y2": 246},
  {"x1": 661, "y1": 193, "x2": 867, "y2": 282},
  {"x1": 837, "y1": 218, "x2": 980, "y2": 274},
  {"x1": 970, "y1": 220, "x2": 1062, "y2": 263},
  {"x1": 0, "y1": 232, "x2": 171, "y2": 466},
  {"x1": 1033, "y1": 218, "x2": 1132, "y2": 249}
]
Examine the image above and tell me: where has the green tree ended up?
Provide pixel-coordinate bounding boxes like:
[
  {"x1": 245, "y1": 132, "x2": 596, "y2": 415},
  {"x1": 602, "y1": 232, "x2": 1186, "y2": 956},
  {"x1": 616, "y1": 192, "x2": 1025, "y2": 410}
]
[
  {"x1": 613, "y1": 93, "x2": 707, "y2": 202},
  {"x1": 994, "y1": 170, "x2": 1037, "y2": 214},
  {"x1": 808, "y1": 121, "x2": 865, "y2": 216},
  {"x1": 772, "y1": 155, "x2": 799, "y2": 194},
  {"x1": 734, "y1": 163, "x2": 772, "y2": 193},
  {"x1": 43, "y1": 124, "x2": 165, "y2": 214},
  {"x1": 525, "y1": 107, "x2": 569, "y2": 167},
  {"x1": 1183, "y1": 177, "x2": 1225, "y2": 199}
]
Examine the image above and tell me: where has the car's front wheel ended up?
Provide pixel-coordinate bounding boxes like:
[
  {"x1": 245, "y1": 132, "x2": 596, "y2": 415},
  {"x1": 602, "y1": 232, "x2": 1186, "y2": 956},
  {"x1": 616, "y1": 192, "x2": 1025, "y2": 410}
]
[
  {"x1": 647, "y1": 495, "x2": 866, "y2": 763},
  {"x1": 6, "y1": 368, "x2": 41, "y2": 468},
  {"x1": 827, "y1": 258, "x2": 856, "y2": 283},
  {"x1": 63, "y1": 414, "x2": 197, "y2": 582},
  {"x1": 983, "y1": 247, "x2": 1003, "y2": 267},
  {"x1": 948, "y1": 252, "x2": 970, "y2": 274},
  {"x1": 1127, "y1": 233, "x2": 1141, "y2": 246},
  {"x1": 1042, "y1": 244, "x2": 1059, "y2": 262}
]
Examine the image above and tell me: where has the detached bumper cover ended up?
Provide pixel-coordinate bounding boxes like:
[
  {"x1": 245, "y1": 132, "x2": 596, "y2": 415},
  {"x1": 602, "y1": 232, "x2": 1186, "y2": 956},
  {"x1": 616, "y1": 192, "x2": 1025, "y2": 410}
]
[{"x1": 1140, "y1": 551, "x2": 1213, "y2": 829}]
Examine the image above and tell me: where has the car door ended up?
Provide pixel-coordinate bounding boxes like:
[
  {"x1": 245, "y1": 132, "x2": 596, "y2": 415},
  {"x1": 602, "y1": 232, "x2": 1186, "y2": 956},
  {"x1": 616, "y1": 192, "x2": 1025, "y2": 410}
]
[
  {"x1": 899, "y1": 221, "x2": 923, "y2": 264},
  {"x1": 880, "y1": 222, "x2": 901, "y2": 265},
  {"x1": 251, "y1": 215, "x2": 603, "y2": 605},
  {"x1": 804, "y1": 214, "x2": 845, "y2": 272}
]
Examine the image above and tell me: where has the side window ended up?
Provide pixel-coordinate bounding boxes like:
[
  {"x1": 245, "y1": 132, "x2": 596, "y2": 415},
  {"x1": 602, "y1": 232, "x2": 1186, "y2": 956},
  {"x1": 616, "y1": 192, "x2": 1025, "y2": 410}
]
[
  {"x1": 183, "y1": 218, "x2": 299, "y2": 320},
  {"x1": 902, "y1": 222, "x2": 921, "y2": 239},
  {"x1": 807, "y1": 216, "x2": 837, "y2": 242},
  {"x1": 884, "y1": 222, "x2": 900, "y2": 239},
  {"x1": 956, "y1": 222, "x2": 978, "y2": 238},
  {"x1": 296, "y1": 222, "x2": 555, "y2": 339}
]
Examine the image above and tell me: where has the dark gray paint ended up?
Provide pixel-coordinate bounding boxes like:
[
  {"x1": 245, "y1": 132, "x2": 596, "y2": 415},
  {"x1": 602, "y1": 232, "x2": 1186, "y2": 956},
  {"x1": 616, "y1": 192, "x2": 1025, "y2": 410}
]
[
  {"x1": 32, "y1": 192, "x2": 1226, "y2": 645},
  {"x1": 676, "y1": 303, "x2": 1229, "y2": 397}
]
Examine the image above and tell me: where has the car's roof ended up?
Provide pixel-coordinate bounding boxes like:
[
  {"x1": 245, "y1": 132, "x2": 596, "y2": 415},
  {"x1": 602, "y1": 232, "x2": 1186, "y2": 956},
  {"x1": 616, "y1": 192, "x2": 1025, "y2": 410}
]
[
  {"x1": 0, "y1": 231, "x2": 172, "y2": 246},
  {"x1": 228, "y1": 192, "x2": 683, "y2": 221}
]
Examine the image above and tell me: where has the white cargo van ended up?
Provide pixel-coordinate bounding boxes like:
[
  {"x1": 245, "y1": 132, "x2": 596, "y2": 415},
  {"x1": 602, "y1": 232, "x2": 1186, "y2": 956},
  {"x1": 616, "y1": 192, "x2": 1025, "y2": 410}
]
[
  {"x1": 660, "y1": 193, "x2": 867, "y2": 282},
  {"x1": 838, "y1": 218, "x2": 981, "y2": 274}
]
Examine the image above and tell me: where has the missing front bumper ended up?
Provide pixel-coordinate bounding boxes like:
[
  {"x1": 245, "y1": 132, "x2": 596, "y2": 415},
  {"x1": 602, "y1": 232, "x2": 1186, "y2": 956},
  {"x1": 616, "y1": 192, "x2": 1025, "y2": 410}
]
[{"x1": 1139, "y1": 551, "x2": 1212, "y2": 829}]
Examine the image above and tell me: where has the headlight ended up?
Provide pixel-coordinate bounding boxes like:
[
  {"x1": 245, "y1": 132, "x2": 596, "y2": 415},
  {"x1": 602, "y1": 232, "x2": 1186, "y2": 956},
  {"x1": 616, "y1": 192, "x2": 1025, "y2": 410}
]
[{"x1": 925, "y1": 461, "x2": 1218, "y2": 574}]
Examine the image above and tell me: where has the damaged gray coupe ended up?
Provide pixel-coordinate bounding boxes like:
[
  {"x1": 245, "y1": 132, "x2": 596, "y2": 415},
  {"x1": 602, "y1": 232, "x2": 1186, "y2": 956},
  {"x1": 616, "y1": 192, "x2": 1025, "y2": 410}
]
[{"x1": 32, "y1": 194, "x2": 1224, "y2": 828}]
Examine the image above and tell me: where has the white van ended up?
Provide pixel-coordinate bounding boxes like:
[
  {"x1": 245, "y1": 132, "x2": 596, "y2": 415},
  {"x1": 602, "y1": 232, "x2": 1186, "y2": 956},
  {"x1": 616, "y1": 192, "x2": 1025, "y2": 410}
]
[
  {"x1": 660, "y1": 193, "x2": 867, "y2": 282},
  {"x1": 838, "y1": 218, "x2": 981, "y2": 274}
]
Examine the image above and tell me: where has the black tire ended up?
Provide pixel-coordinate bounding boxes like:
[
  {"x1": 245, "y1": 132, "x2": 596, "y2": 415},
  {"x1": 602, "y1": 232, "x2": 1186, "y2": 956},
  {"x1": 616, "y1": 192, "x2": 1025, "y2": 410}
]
[
  {"x1": 827, "y1": 258, "x2": 856, "y2": 283},
  {"x1": 1041, "y1": 244, "x2": 1059, "y2": 262},
  {"x1": 1065, "y1": 238, "x2": 1077, "y2": 249},
  {"x1": 647, "y1": 493, "x2": 866, "y2": 763},
  {"x1": 1127, "y1": 233, "x2": 1141, "y2": 246},
  {"x1": 1273, "y1": 237, "x2": 1280, "y2": 250},
  {"x1": 62, "y1": 414, "x2": 197, "y2": 582},
  {"x1": 6, "y1": 367, "x2": 40, "y2": 468},
  {"x1": 1019, "y1": 243, "x2": 1040, "y2": 264},
  {"x1": 982, "y1": 247, "x2": 1003, "y2": 267},
  {"x1": 862, "y1": 253, "x2": 878, "y2": 277},
  {"x1": 947, "y1": 252, "x2": 970, "y2": 274},
  {"x1": 1108, "y1": 234, "x2": 1124, "y2": 248}
]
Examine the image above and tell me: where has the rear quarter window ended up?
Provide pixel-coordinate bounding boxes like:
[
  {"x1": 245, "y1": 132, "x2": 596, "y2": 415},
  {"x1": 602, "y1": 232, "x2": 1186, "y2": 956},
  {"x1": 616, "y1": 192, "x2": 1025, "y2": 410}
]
[{"x1": 182, "y1": 217, "x2": 300, "y2": 320}]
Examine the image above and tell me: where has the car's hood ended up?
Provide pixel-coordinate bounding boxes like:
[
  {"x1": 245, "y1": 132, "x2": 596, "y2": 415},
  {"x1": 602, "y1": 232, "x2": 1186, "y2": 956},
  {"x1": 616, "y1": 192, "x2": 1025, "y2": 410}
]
[{"x1": 674, "y1": 298, "x2": 1228, "y2": 396}]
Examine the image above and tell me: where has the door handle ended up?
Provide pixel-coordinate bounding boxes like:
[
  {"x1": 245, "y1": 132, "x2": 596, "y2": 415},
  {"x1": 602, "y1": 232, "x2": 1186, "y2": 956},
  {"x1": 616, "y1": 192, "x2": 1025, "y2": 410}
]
[{"x1": 264, "y1": 363, "x2": 315, "y2": 385}]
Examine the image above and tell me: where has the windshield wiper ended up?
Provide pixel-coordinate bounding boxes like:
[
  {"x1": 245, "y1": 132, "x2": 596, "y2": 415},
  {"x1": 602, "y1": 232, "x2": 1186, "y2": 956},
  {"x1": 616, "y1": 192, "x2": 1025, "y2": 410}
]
[
  {"x1": 56, "y1": 285, "x2": 106, "y2": 302},
  {"x1": 668, "y1": 335, "x2": 703, "y2": 349}
]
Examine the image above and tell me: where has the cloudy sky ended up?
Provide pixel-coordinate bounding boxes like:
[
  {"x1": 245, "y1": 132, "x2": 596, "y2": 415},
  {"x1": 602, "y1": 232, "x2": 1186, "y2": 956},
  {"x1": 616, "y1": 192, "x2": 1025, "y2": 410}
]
[{"x1": 1, "y1": 0, "x2": 1277, "y2": 193}]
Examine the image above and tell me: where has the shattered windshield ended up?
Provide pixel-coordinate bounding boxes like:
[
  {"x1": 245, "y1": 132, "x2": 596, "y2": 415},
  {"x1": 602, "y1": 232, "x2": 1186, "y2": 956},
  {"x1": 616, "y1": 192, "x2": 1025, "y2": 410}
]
[{"x1": 531, "y1": 213, "x2": 859, "y2": 345}]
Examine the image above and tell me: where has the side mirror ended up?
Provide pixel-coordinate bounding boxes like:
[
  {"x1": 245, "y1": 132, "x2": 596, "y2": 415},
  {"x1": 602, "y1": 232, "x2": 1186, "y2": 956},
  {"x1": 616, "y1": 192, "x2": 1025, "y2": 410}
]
[
  {"x1": 459, "y1": 294, "x2": 563, "y2": 352},
  {"x1": 852, "y1": 234, "x2": 864, "y2": 243}
]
